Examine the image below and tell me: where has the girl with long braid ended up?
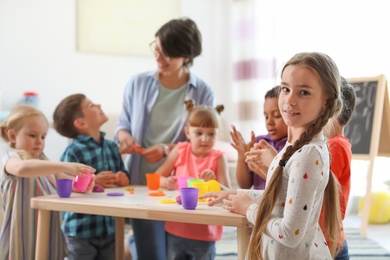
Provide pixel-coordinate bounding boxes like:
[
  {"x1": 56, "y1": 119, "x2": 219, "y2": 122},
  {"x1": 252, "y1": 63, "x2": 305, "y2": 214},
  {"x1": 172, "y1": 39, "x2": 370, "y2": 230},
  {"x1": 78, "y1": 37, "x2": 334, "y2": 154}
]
[{"x1": 202, "y1": 52, "x2": 343, "y2": 259}]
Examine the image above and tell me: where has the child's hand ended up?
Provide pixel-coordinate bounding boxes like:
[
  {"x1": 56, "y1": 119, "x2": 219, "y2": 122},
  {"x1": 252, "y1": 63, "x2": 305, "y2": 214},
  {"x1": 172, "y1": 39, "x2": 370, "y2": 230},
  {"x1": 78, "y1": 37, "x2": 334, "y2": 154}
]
[
  {"x1": 116, "y1": 171, "x2": 130, "y2": 187},
  {"x1": 200, "y1": 169, "x2": 216, "y2": 181},
  {"x1": 95, "y1": 171, "x2": 117, "y2": 188},
  {"x1": 230, "y1": 125, "x2": 246, "y2": 156},
  {"x1": 222, "y1": 192, "x2": 252, "y2": 215},
  {"x1": 230, "y1": 125, "x2": 256, "y2": 157},
  {"x1": 200, "y1": 190, "x2": 237, "y2": 206},
  {"x1": 66, "y1": 163, "x2": 96, "y2": 177},
  {"x1": 164, "y1": 176, "x2": 176, "y2": 190}
]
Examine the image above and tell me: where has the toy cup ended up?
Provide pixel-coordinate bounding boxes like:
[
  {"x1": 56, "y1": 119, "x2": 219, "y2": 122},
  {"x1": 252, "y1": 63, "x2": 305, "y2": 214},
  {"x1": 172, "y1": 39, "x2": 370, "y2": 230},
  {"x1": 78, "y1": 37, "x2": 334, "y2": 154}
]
[
  {"x1": 177, "y1": 176, "x2": 194, "y2": 189},
  {"x1": 191, "y1": 182, "x2": 209, "y2": 197},
  {"x1": 146, "y1": 173, "x2": 160, "y2": 190},
  {"x1": 73, "y1": 172, "x2": 94, "y2": 193},
  {"x1": 206, "y1": 180, "x2": 221, "y2": 192},
  {"x1": 187, "y1": 179, "x2": 204, "y2": 188},
  {"x1": 56, "y1": 179, "x2": 72, "y2": 198},
  {"x1": 180, "y1": 187, "x2": 199, "y2": 210}
]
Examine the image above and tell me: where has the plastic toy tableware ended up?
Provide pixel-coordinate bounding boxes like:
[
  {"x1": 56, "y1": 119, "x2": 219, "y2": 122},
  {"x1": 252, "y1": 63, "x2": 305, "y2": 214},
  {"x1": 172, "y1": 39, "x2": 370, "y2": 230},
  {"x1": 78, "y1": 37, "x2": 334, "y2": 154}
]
[
  {"x1": 187, "y1": 179, "x2": 204, "y2": 188},
  {"x1": 180, "y1": 187, "x2": 199, "y2": 210},
  {"x1": 191, "y1": 182, "x2": 208, "y2": 197},
  {"x1": 73, "y1": 172, "x2": 94, "y2": 192},
  {"x1": 145, "y1": 173, "x2": 160, "y2": 190},
  {"x1": 206, "y1": 180, "x2": 221, "y2": 192},
  {"x1": 177, "y1": 176, "x2": 194, "y2": 189},
  {"x1": 56, "y1": 179, "x2": 73, "y2": 198}
]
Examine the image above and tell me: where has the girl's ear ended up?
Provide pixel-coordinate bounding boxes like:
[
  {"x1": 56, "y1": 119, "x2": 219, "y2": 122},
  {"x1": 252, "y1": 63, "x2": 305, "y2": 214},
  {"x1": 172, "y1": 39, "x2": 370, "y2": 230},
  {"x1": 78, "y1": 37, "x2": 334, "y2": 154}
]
[
  {"x1": 7, "y1": 129, "x2": 16, "y2": 143},
  {"x1": 184, "y1": 126, "x2": 190, "y2": 139}
]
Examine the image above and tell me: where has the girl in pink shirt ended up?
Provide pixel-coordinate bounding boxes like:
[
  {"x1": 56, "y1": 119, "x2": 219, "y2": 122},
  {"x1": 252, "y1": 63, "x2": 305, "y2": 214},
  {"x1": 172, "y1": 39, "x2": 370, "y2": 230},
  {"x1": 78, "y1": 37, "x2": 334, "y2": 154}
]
[{"x1": 156, "y1": 100, "x2": 230, "y2": 259}]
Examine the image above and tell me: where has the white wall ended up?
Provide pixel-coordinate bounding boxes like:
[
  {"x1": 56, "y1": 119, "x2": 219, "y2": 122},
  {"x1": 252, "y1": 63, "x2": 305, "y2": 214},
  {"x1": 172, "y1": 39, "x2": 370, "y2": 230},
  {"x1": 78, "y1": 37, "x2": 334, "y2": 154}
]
[{"x1": 0, "y1": 0, "x2": 232, "y2": 160}]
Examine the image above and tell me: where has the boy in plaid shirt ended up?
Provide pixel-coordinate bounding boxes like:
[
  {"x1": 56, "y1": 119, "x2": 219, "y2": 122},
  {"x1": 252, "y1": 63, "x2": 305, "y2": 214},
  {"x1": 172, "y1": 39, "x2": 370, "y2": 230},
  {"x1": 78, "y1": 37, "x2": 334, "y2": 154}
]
[{"x1": 53, "y1": 93, "x2": 129, "y2": 259}]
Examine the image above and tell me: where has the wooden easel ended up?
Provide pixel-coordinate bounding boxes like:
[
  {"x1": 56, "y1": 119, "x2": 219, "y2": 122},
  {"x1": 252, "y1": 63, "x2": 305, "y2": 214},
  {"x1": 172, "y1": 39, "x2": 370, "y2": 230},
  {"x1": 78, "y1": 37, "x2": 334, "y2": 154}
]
[{"x1": 346, "y1": 75, "x2": 390, "y2": 237}]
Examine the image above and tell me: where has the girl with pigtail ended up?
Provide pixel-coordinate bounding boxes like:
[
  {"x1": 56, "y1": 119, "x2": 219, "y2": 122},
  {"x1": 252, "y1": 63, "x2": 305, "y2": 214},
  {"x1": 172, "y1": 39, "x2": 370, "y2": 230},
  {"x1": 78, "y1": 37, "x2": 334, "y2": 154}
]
[
  {"x1": 155, "y1": 100, "x2": 230, "y2": 259},
  {"x1": 202, "y1": 52, "x2": 343, "y2": 259}
]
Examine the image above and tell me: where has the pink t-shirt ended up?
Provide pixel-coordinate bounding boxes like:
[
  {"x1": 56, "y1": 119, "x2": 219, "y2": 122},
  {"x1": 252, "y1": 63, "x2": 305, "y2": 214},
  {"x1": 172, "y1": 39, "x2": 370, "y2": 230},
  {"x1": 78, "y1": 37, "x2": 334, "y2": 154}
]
[{"x1": 165, "y1": 142, "x2": 224, "y2": 241}]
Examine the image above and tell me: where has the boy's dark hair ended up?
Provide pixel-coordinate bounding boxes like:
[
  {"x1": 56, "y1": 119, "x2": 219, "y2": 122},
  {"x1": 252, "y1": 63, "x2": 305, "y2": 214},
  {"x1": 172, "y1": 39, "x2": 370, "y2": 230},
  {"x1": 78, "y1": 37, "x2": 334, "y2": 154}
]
[
  {"x1": 53, "y1": 93, "x2": 86, "y2": 138},
  {"x1": 265, "y1": 85, "x2": 280, "y2": 99},
  {"x1": 339, "y1": 77, "x2": 356, "y2": 126},
  {"x1": 155, "y1": 17, "x2": 202, "y2": 68}
]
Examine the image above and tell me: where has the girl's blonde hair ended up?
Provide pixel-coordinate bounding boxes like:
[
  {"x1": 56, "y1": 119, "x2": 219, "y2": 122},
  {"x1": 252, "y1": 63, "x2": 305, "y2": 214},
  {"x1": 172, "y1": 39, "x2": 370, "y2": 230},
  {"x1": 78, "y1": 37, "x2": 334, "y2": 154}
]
[
  {"x1": 0, "y1": 105, "x2": 48, "y2": 150},
  {"x1": 184, "y1": 99, "x2": 224, "y2": 128},
  {"x1": 248, "y1": 52, "x2": 343, "y2": 259}
]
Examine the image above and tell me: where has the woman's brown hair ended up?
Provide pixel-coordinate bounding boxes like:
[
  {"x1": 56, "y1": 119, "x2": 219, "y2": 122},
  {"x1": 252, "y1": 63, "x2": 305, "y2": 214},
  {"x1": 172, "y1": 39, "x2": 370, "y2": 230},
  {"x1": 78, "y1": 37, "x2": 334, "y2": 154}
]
[{"x1": 248, "y1": 52, "x2": 343, "y2": 259}]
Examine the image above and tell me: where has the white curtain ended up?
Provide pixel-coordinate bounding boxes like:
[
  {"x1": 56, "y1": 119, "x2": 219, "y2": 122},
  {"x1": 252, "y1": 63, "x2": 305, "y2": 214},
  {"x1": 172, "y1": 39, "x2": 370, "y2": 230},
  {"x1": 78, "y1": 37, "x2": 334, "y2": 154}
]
[{"x1": 230, "y1": 0, "x2": 277, "y2": 140}]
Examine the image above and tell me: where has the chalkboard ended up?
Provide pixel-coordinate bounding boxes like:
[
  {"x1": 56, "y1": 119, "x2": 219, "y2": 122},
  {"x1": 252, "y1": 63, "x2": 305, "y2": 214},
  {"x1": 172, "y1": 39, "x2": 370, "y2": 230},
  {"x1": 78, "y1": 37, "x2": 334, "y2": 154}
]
[
  {"x1": 344, "y1": 75, "x2": 388, "y2": 156},
  {"x1": 344, "y1": 81, "x2": 377, "y2": 154}
]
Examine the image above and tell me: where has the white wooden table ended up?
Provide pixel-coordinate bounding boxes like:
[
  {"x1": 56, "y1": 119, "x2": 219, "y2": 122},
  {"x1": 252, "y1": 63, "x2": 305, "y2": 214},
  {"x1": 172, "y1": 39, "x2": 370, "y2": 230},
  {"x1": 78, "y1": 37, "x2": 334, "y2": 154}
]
[{"x1": 31, "y1": 186, "x2": 251, "y2": 260}]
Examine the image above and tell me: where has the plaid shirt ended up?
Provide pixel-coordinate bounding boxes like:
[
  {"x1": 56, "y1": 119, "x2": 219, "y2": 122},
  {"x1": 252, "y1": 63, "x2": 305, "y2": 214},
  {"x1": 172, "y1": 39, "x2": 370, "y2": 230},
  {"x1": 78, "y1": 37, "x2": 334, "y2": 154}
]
[{"x1": 60, "y1": 132, "x2": 128, "y2": 238}]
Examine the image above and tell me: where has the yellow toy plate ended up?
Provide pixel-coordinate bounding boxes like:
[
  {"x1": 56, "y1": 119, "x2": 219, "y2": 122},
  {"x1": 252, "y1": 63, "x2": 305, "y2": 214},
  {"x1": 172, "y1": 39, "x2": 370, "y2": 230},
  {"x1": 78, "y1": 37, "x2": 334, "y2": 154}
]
[{"x1": 158, "y1": 198, "x2": 177, "y2": 204}]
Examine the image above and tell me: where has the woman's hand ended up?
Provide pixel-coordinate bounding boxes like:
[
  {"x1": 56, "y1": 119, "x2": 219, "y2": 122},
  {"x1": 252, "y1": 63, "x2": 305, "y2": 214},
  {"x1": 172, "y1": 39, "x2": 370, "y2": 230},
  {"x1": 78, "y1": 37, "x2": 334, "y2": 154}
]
[
  {"x1": 200, "y1": 190, "x2": 237, "y2": 206},
  {"x1": 142, "y1": 144, "x2": 165, "y2": 163},
  {"x1": 118, "y1": 130, "x2": 138, "y2": 154},
  {"x1": 200, "y1": 169, "x2": 216, "y2": 181},
  {"x1": 222, "y1": 193, "x2": 252, "y2": 215},
  {"x1": 95, "y1": 171, "x2": 117, "y2": 188}
]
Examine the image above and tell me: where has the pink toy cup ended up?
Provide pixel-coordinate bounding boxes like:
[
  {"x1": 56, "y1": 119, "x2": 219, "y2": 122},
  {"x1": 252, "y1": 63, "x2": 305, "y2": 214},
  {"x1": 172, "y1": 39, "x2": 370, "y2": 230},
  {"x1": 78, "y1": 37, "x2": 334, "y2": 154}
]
[
  {"x1": 56, "y1": 179, "x2": 72, "y2": 198},
  {"x1": 180, "y1": 187, "x2": 199, "y2": 210},
  {"x1": 177, "y1": 176, "x2": 194, "y2": 189},
  {"x1": 146, "y1": 173, "x2": 160, "y2": 190},
  {"x1": 73, "y1": 172, "x2": 93, "y2": 192}
]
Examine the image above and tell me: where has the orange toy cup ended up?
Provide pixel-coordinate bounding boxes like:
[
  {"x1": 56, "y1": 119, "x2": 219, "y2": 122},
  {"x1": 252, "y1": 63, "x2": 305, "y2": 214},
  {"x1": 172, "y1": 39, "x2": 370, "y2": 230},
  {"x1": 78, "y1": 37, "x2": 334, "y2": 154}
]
[{"x1": 146, "y1": 173, "x2": 160, "y2": 190}]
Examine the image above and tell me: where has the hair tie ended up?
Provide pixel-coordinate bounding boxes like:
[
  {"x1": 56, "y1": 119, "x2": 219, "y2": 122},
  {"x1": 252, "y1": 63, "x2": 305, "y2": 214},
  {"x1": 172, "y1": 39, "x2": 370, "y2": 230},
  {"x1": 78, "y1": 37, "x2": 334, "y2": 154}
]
[{"x1": 279, "y1": 160, "x2": 287, "y2": 167}]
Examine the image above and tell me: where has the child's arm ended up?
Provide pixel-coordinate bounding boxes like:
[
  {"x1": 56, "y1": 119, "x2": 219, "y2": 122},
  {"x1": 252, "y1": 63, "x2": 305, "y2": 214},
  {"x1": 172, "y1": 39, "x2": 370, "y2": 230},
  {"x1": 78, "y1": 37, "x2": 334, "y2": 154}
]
[
  {"x1": 230, "y1": 125, "x2": 254, "y2": 189},
  {"x1": 5, "y1": 157, "x2": 95, "y2": 178},
  {"x1": 155, "y1": 145, "x2": 179, "y2": 189},
  {"x1": 216, "y1": 154, "x2": 230, "y2": 189}
]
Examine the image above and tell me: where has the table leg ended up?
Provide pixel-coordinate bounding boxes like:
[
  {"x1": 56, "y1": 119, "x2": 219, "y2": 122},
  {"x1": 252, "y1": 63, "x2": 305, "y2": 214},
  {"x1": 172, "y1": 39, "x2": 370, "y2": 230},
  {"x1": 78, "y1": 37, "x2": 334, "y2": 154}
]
[
  {"x1": 35, "y1": 209, "x2": 50, "y2": 260},
  {"x1": 115, "y1": 217, "x2": 124, "y2": 260},
  {"x1": 237, "y1": 226, "x2": 250, "y2": 260}
]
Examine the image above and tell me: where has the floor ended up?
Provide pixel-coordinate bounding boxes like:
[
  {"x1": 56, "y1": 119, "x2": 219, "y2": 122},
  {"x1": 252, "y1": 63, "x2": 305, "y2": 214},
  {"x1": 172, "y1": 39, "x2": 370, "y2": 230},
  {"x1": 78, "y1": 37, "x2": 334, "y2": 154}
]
[{"x1": 344, "y1": 213, "x2": 390, "y2": 252}]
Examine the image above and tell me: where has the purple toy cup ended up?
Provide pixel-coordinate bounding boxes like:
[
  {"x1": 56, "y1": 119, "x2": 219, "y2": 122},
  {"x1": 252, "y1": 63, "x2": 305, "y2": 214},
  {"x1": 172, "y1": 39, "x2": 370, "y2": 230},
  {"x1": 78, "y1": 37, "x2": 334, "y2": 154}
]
[
  {"x1": 73, "y1": 172, "x2": 93, "y2": 192},
  {"x1": 177, "y1": 176, "x2": 194, "y2": 189},
  {"x1": 56, "y1": 178, "x2": 72, "y2": 198},
  {"x1": 180, "y1": 187, "x2": 199, "y2": 210}
]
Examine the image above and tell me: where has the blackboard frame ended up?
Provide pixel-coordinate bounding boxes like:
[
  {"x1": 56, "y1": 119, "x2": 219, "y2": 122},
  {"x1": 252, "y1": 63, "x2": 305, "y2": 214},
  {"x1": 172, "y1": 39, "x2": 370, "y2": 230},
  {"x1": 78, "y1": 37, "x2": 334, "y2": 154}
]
[{"x1": 345, "y1": 75, "x2": 389, "y2": 237}]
